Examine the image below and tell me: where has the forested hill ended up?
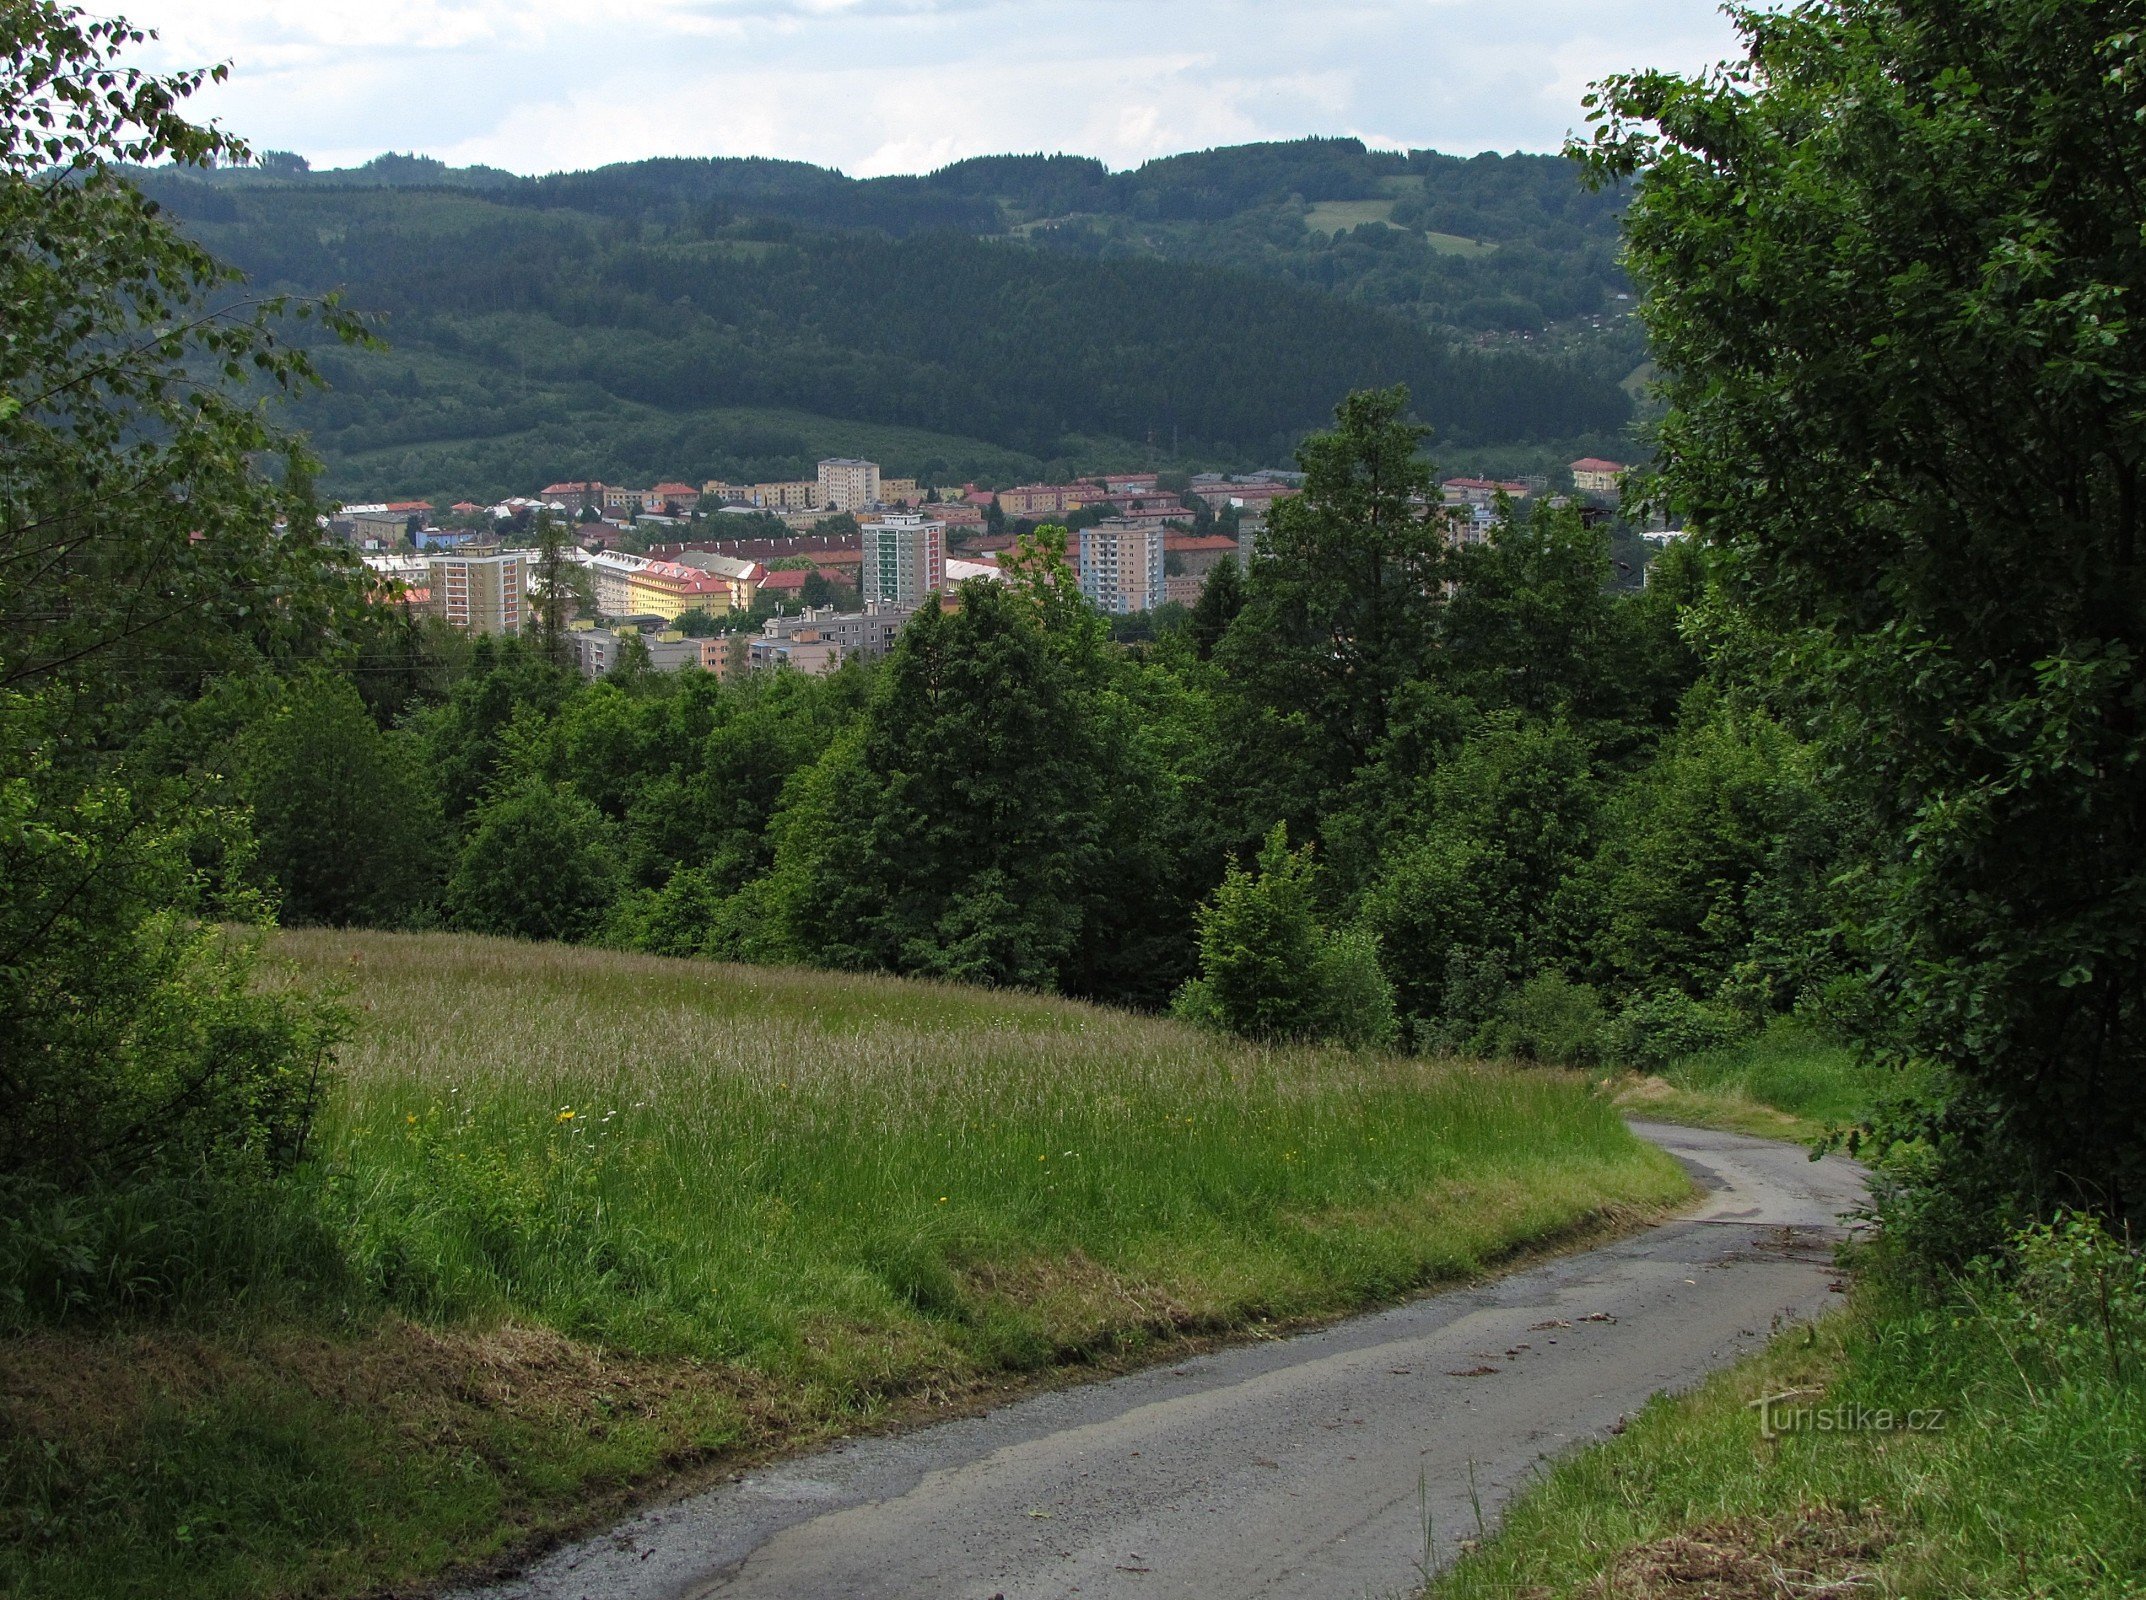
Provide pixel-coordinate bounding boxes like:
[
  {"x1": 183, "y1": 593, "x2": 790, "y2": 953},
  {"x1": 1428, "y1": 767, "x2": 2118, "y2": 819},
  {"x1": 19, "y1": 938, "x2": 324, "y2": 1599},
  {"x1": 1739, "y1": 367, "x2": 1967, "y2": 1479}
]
[
  {"x1": 173, "y1": 137, "x2": 1631, "y2": 338},
  {"x1": 134, "y1": 139, "x2": 1635, "y2": 501}
]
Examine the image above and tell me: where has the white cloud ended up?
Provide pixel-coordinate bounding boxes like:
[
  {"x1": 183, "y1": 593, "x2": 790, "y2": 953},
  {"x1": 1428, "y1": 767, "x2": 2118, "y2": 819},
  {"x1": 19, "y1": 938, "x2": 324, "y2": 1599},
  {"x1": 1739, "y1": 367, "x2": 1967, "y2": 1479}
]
[{"x1": 125, "y1": 0, "x2": 1745, "y2": 175}]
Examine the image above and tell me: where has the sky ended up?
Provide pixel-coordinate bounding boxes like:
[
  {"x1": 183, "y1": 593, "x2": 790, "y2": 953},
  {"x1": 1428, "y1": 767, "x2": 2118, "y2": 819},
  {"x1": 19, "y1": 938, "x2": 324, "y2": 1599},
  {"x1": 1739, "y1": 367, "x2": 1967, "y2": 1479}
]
[{"x1": 126, "y1": 0, "x2": 1745, "y2": 180}]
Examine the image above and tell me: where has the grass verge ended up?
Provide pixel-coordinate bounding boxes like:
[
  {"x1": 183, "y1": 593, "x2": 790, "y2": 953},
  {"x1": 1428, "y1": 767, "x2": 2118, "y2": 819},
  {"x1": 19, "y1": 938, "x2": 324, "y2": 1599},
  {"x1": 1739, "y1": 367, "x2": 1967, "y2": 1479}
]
[
  {"x1": 1611, "y1": 1018, "x2": 1892, "y2": 1143},
  {"x1": 1428, "y1": 1239, "x2": 2146, "y2": 1599},
  {"x1": 2, "y1": 929, "x2": 1689, "y2": 1600}
]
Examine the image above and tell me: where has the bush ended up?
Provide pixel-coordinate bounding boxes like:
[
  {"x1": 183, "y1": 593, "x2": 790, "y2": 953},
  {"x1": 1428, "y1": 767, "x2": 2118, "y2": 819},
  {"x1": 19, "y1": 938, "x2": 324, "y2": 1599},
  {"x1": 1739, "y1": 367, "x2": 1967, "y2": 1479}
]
[
  {"x1": 1601, "y1": 988, "x2": 1750, "y2": 1070},
  {"x1": 1173, "y1": 824, "x2": 1397, "y2": 1048},
  {"x1": 1482, "y1": 974, "x2": 1605, "y2": 1066},
  {"x1": 444, "y1": 780, "x2": 621, "y2": 943},
  {"x1": 2, "y1": 696, "x2": 349, "y2": 1200}
]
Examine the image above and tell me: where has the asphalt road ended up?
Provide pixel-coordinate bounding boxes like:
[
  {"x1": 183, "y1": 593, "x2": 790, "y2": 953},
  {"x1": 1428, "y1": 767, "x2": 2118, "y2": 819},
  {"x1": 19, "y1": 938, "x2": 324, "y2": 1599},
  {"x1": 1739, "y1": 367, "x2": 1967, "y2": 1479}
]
[{"x1": 457, "y1": 1121, "x2": 1867, "y2": 1600}]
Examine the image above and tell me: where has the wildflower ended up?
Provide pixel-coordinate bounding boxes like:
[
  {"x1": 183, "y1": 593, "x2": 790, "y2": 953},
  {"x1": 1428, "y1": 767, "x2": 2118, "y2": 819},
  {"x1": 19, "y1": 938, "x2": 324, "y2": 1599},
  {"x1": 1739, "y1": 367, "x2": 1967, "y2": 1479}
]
[
  {"x1": 557, "y1": 1108, "x2": 575, "y2": 1123},
  {"x1": 406, "y1": 1113, "x2": 417, "y2": 1125},
  {"x1": 937, "y1": 1196, "x2": 949, "y2": 1204}
]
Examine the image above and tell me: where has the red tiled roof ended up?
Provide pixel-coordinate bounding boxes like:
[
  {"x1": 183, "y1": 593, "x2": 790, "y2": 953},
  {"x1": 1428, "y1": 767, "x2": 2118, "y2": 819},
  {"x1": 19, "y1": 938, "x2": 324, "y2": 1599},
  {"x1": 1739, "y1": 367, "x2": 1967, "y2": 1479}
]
[
  {"x1": 383, "y1": 500, "x2": 434, "y2": 512},
  {"x1": 1166, "y1": 534, "x2": 1242, "y2": 553},
  {"x1": 650, "y1": 481, "x2": 698, "y2": 495},
  {"x1": 1570, "y1": 458, "x2": 1627, "y2": 474}
]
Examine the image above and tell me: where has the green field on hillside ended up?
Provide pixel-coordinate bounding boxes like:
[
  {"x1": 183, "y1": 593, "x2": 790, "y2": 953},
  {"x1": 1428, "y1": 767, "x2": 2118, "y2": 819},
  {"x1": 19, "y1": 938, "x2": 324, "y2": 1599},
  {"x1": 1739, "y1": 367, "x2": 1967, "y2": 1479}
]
[
  {"x1": 1305, "y1": 198, "x2": 1403, "y2": 233},
  {"x1": 3, "y1": 930, "x2": 1688, "y2": 1600}
]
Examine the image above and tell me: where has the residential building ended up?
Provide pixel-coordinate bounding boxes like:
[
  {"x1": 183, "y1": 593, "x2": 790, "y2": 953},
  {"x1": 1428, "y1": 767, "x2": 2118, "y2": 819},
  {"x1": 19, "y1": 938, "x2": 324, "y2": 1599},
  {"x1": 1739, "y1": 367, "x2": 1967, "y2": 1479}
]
[
  {"x1": 817, "y1": 457, "x2": 881, "y2": 513},
  {"x1": 1441, "y1": 476, "x2": 1533, "y2": 510},
  {"x1": 427, "y1": 547, "x2": 528, "y2": 635},
  {"x1": 586, "y1": 549, "x2": 649, "y2": 618},
  {"x1": 673, "y1": 550, "x2": 766, "y2": 609},
  {"x1": 601, "y1": 485, "x2": 654, "y2": 518},
  {"x1": 745, "y1": 479, "x2": 821, "y2": 511},
  {"x1": 878, "y1": 477, "x2": 922, "y2": 505},
  {"x1": 627, "y1": 558, "x2": 733, "y2": 621},
  {"x1": 1570, "y1": 457, "x2": 1628, "y2": 496},
  {"x1": 541, "y1": 481, "x2": 605, "y2": 514},
  {"x1": 1165, "y1": 532, "x2": 1241, "y2": 580},
  {"x1": 1237, "y1": 512, "x2": 1266, "y2": 569},
  {"x1": 747, "y1": 600, "x2": 915, "y2": 676},
  {"x1": 648, "y1": 481, "x2": 701, "y2": 513},
  {"x1": 998, "y1": 483, "x2": 1098, "y2": 519},
  {"x1": 861, "y1": 512, "x2": 947, "y2": 606},
  {"x1": 1080, "y1": 472, "x2": 1160, "y2": 494},
  {"x1": 567, "y1": 622, "x2": 731, "y2": 680},
  {"x1": 1078, "y1": 517, "x2": 1168, "y2": 615},
  {"x1": 1191, "y1": 481, "x2": 1297, "y2": 513}
]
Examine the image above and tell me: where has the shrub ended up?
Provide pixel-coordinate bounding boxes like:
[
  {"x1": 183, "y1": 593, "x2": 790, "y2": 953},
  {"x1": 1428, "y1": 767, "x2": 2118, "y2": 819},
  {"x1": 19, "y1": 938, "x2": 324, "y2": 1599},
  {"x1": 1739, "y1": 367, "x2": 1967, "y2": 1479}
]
[
  {"x1": 444, "y1": 780, "x2": 621, "y2": 943},
  {"x1": 1486, "y1": 974, "x2": 1605, "y2": 1066},
  {"x1": 1601, "y1": 988, "x2": 1750, "y2": 1070},
  {"x1": 1174, "y1": 824, "x2": 1397, "y2": 1047}
]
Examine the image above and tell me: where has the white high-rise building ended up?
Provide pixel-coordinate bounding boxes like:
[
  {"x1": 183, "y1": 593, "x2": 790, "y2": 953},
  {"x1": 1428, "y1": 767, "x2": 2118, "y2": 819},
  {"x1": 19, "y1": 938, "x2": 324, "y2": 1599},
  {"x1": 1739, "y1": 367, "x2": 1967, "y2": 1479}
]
[
  {"x1": 861, "y1": 512, "x2": 946, "y2": 606},
  {"x1": 1078, "y1": 517, "x2": 1167, "y2": 615},
  {"x1": 818, "y1": 457, "x2": 882, "y2": 513}
]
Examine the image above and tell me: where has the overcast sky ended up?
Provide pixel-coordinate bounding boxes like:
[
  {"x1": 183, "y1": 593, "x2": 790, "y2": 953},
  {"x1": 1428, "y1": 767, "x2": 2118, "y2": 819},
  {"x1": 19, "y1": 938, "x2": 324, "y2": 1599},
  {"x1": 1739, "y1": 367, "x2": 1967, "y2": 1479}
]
[{"x1": 126, "y1": 1, "x2": 1745, "y2": 179}]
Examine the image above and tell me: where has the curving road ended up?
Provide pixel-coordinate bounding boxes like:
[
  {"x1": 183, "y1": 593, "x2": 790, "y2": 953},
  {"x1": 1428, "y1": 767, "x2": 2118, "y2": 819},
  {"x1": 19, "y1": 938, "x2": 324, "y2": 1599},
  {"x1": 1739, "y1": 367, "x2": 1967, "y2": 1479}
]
[{"x1": 457, "y1": 1121, "x2": 1867, "y2": 1600}]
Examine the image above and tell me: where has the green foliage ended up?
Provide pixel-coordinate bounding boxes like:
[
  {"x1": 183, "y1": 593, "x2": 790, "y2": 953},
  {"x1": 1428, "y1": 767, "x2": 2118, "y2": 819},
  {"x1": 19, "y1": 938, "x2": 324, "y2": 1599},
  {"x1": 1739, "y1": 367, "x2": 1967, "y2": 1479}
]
[
  {"x1": 0, "y1": 8, "x2": 358, "y2": 1220},
  {"x1": 1579, "y1": 0, "x2": 2146, "y2": 1216},
  {"x1": 1174, "y1": 824, "x2": 1397, "y2": 1048},
  {"x1": 1483, "y1": 974, "x2": 1606, "y2": 1067},
  {"x1": 770, "y1": 583, "x2": 1131, "y2": 989},
  {"x1": 1557, "y1": 695, "x2": 1825, "y2": 1000},
  {"x1": 236, "y1": 670, "x2": 441, "y2": 926},
  {"x1": 1601, "y1": 989, "x2": 1750, "y2": 1071},
  {"x1": 0, "y1": 700, "x2": 348, "y2": 1195},
  {"x1": 1220, "y1": 386, "x2": 1448, "y2": 788},
  {"x1": 444, "y1": 780, "x2": 621, "y2": 944},
  {"x1": 1359, "y1": 714, "x2": 1601, "y2": 1031}
]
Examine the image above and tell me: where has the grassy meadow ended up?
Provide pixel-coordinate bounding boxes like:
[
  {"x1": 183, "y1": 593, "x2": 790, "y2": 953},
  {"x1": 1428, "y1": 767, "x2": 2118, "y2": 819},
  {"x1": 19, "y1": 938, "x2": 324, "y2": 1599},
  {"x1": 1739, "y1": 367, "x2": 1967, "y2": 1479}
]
[{"x1": 4, "y1": 929, "x2": 1687, "y2": 1600}]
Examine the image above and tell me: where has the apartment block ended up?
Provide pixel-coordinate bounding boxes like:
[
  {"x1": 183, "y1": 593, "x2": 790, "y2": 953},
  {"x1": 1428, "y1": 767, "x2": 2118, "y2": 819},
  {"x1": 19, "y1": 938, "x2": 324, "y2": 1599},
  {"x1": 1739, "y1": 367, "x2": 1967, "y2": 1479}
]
[
  {"x1": 817, "y1": 457, "x2": 881, "y2": 513},
  {"x1": 585, "y1": 549, "x2": 648, "y2": 618},
  {"x1": 747, "y1": 600, "x2": 915, "y2": 676},
  {"x1": 998, "y1": 483, "x2": 1098, "y2": 519},
  {"x1": 1078, "y1": 517, "x2": 1167, "y2": 615},
  {"x1": 674, "y1": 550, "x2": 766, "y2": 609},
  {"x1": 627, "y1": 559, "x2": 733, "y2": 621},
  {"x1": 861, "y1": 512, "x2": 947, "y2": 606},
  {"x1": 1570, "y1": 457, "x2": 1628, "y2": 496},
  {"x1": 427, "y1": 548, "x2": 528, "y2": 635},
  {"x1": 745, "y1": 479, "x2": 822, "y2": 511}
]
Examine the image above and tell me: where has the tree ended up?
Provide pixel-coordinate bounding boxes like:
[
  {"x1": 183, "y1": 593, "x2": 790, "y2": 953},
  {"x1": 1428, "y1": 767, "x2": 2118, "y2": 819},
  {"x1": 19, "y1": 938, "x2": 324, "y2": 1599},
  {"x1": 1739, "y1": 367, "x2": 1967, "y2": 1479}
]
[
  {"x1": 1577, "y1": 0, "x2": 2146, "y2": 1218},
  {"x1": 769, "y1": 581, "x2": 1115, "y2": 989},
  {"x1": 444, "y1": 779, "x2": 620, "y2": 943},
  {"x1": 238, "y1": 669, "x2": 440, "y2": 926},
  {"x1": 1185, "y1": 554, "x2": 1244, "y2": 660},
  {"x1": 1218, "y1": 387, "x2": 1446, "y2": 790},
  {"x1": 0, "y1": 6, "x2": 359, "y2": 1205},
  {"x1": 1, "y1": 5, "x2": 367, "y2": 726}
]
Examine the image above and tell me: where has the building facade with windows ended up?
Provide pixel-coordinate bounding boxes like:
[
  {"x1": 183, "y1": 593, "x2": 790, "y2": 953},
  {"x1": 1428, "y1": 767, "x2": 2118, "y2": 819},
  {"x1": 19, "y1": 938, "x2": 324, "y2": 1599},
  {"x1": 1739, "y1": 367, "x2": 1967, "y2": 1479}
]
[
  {"x1": 861, "y1": 512, "x2": 946, "y2": 606},
  {"x1": 1078, "y1": 517, "x2": 1167, "y2": 615},
  {"x1": 427, "y1": 548, "x2": 528, "y2": 635},
  {"x1": 817, "y1": 457, "x2": 881, "y2": 513}
]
